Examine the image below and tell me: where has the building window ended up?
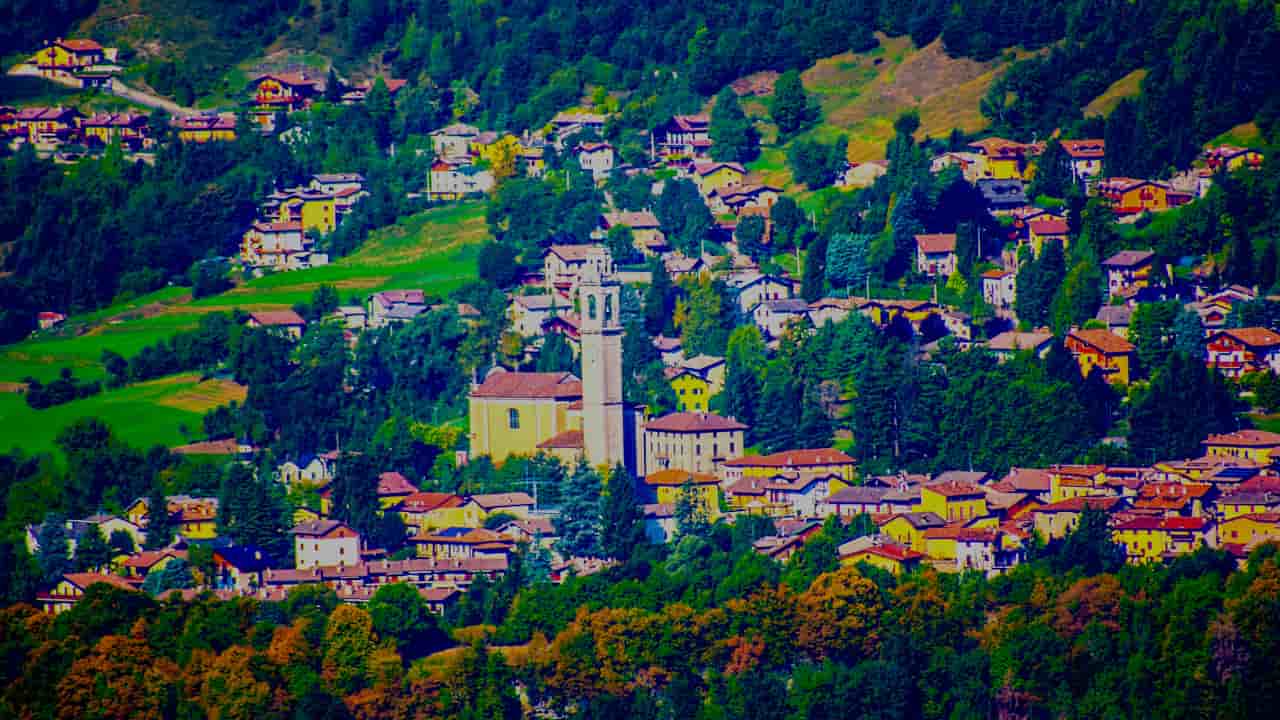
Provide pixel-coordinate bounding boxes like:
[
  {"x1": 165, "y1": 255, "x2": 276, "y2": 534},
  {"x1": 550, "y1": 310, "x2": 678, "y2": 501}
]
[{"x1": 508, "y1": 409, "x2": 520, "y2": 429}]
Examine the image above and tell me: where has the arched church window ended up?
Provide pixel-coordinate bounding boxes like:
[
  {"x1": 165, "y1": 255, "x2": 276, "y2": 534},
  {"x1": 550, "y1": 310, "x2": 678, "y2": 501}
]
[{"x1": 604, "y1": 294, "x2": 613, "y2": 322}]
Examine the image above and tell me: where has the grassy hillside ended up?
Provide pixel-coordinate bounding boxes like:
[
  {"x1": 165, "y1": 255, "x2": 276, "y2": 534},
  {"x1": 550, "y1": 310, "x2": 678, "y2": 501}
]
[
  {"x1": 0, "y1": 202, "x2": 489, "y2": 451},
  {"x1": 746, "y1": 36, "x2": 1011, "y2": 191},
  {"x1": 1083, "y1": 68, "x2": 1147, "y2": 118}
]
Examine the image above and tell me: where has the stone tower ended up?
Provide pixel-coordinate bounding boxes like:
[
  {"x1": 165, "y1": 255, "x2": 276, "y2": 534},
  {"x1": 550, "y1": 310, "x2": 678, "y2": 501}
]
[{"x1": 578, "y1": 246, "x2": 626, "y2": 469}]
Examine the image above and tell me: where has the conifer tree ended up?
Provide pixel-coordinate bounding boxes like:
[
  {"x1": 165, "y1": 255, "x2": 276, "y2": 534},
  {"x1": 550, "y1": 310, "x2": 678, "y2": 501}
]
[
  {"x1": 771, "y1": 70, "x2": 817, "y2": 137},
  {"x1": 599, "y1": 464, "x2": 645, "y2": 562},
  {"x1": 555, "y1": 459, "x2": 602, "y2": 558},
  {"x1": 74, "y1": 524, "x2": 111, "y2": 573},
  {"x1": 143, "y1": 484, "x2": 173, "y2": 550},
  {"x1": 36, "y1": 513, "x2": 70, "y2": 584},
  {"x1": 710, "y1": 88, "x2": 760, "y2": 163}
]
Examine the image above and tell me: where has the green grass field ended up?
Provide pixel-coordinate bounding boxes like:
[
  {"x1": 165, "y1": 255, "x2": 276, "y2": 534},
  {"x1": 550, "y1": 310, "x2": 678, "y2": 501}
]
[
  {"x1": 0, "y1": 373, "x2": 238, "y2": 457},
  {"x1": 0, "y1": 202, "x2": 490, "y2": 453}
]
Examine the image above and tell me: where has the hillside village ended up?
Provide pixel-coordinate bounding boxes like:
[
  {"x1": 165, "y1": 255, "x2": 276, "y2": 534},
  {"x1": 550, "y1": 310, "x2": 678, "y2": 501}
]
[{"x1": 8, "y1": 35, "x2": 1280, "y2": 618}]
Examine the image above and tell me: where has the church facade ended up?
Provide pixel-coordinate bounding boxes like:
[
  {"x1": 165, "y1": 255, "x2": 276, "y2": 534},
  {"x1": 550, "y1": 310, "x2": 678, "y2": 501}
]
[{"x1": 468, "y1": 247, "x2": 643, "y2": 475}]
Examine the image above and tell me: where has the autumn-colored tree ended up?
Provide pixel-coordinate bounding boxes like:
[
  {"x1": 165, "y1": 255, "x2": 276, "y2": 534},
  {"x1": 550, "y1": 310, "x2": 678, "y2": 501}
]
[
  {"x1": 724, "y1": 584, "x2": 800, "y2": 669},
  {"x1": 322, "y1": 604, "x2": 376, "y2": 696},
  {"x1": 796, "y1": 566, "x2": 884, "y2": 661},
  {"x1": 189, "y1": 645, "x2": 274, "y2": 720},
  {"x1": 57, "y1": 630, "x2": 179, "y2": 720}
]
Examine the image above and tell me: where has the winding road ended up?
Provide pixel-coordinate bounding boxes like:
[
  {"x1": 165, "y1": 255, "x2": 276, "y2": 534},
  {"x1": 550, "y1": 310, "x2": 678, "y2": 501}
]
[{"x1": 7, "y1": 63, "x2": 199, "y2": 117}]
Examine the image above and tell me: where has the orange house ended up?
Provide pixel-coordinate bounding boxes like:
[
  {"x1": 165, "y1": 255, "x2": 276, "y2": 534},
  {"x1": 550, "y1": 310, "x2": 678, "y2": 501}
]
[
  {"x1": 1065, "y1": 329, "x2": 1135, "y2": 384},
  {"x1": 248, "y1": 72, "x2": 323, "y2": 127},
  {"x1": 1097, "y1": 178, "x2": 1171, "y2": 215}
]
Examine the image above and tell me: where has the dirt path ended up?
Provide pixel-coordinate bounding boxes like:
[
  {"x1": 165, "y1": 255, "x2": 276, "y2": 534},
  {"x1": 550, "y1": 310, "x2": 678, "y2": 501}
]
[{"x1": 7, "y1": 63, "x2": 199, "y2": 117}]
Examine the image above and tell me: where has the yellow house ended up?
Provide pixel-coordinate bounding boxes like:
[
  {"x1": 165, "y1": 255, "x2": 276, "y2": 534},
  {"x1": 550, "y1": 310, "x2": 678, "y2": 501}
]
[
  {"x1": 1219, "y1": 513, "x2": 1280, "y2": 547},
  {"x1": 1065, "y1": 329, "x2": 1135, "y2": 385},
  {"x1": 1047, "y1": 464, "x2": 1109, "y2": 504},
  {"x1": 1112, "y1": 516, "x2": 1214, "y2": 563},
  {"x1": 1027, "y1": 218, "x2": 1070, "y2": 257},
  {"x1": 173, "y1": 114, "x2": 237, "y2": 143},
  {"x1": 274, "y1": 193, "x2": 338, "y2": 234},
  {"x1": 878, "y1": 512, "x2": 948, "y2": 553},
  {"x1": 395, "y1": 492, "x2": 467, "y2": 533},
  {"x1": 1216, "y1": 490, "x2": 1280, "y2": 520},
  {"x1": 377, "y1": 472, "x2": 419, "y2": 511},
  {"x1": 37, "y1": 573, "x2": 137, "y2": 615},
  {"x1": 919, "y1": 481, "x2": 988, "y2": 522},
  {"x1": 1203, "y1": 430, "x2": 1280, "y2": 464},
  {"x1": 721, "y1": 448, "x2": 857, "y2": 486},
  {"x1": 669, "y1": 368, "x2": 713, "y2": 412},
  {"x1": 1098, "y1": 177, "x2": 1172, "y2": 215},
  {"x1": 1031, "y1": 496, "x2": 1125, "y2": 540},
  {"x1": 1204, "y1": 146, "x2": 1264, "y2": 173},
  {"x1": 409, "y1": 528, "x2": 513, "y2": 560},
  {"x1": 175, "y1": 502, "x2": 218, "y2": 540},
  {"x1": 644, "y1": 469, "x2": 720, "y2": 517},
  {"x1": 691, "y1": 161, "x2": 746, "y2": 196},
  {"x1": 33, "y1": 38, "x2": 105, "y2": 72},
  {"x1": 468, "y1": 370, "x2": 583, "y2": 464},
  {"x1": 838, "y1": 538, "x2": 924, "y2": 575},
  {"x1": 968, "y1": 137, "x2": 1035, "y2": 180}
]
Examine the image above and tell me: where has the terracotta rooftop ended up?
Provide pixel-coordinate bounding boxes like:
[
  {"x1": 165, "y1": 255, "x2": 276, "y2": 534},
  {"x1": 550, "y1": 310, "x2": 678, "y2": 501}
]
[
  {"x1": 468, "y1": 492, "x2": 535, "y2": 509},
  {"x1": 1069, "y1": 328, "x2": 1135, "y2": 354},
  {"x1": 545, "y1": 243, "x2": 601, "y2": 262},
  {"x1": 915, "y1": 233, "x2": 957, "y2": 254},
  {"x1": 1213, "y1": 327, "x2": 1280, "y2": 348},
  {"x1": 645, "y1": 411, "x2": 747, "y2": 433},
  {"x1": 923, "y1": 480, "x2": 986, "y2": 498},
  {"x1": 1033, "y1": 496, "x2": 1124, "y2": 514},
  {"x1": 1029, "y1": 218, "x2": 1070, "y2": 236},
  {"x1": 1102, "y1": 249, "x2": 1155, "y2": 268},
  {"x1": 724, "y1": 448, "x2": 855, "y2": 468},
  {"x1": 377, "y1": 472, "x2": 419, "y2": 497},
  {"x1": 471, "y1": 371, "x2": 582, "y2": 399},
  {"x1": 1060, "y1": 139, "x2": 1105, "y2": 159},
  {"x1": 536, "y1": 429, "x2": 584, "y2": 449},
  {"x1": 396, "y1": 492, "x2": 464, "y2": 512},
  {"x1": 249, "y1": 309, "x2": 306, "y2": 327},
  {"x1": 645, "y1": 469, "x2": 718, "y2": 486},
  {"x1": 290, "y1": 519, "x2": 351, "y2": 537},
  {"x1": 1205, "y1": 429, "x2": 1280, "y2": 448}
]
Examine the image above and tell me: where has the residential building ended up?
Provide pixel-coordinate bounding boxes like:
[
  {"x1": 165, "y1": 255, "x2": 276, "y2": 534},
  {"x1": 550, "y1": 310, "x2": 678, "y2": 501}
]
[
  {"x1": 1095, "y1": 304, "x2": 1134, "y2": 338},
  {"x1": 38, "y1": 573, "x2": 136, "y2": 615},
  {"x1": 212, "y1": 546, "x2": 272, "y2": 591},
  {"x1": 986, "y1": 331, "x2": 1054, "y2": 361},
  {"x1": 509, "y1": 293, "x2": 564, "y2": 336},
  {"x1": 174, "y1": 114, "x2": 237, "y2": 143},
  {"x1": 32, "y1": 38, "x2": 106, "y2": 74},
  {"x1": 246, "y1": 310, "x2": 307, "y2": 339},
  {"x1": 394, "y1": 492, "x2": 466, "y2": 533},
  {"x1": 643, "y1": 411, "x2": 747, "y2": 476},
  {"x1": 968, "y1": 137, "x2": 1037, "y2": 180},
  {"x1": 1218, "y1": 489, "x2": 1280, "y2": 519},
  {"x1": 878, "y1": 512, "x2": 948, "y2": 552},
  {"x1": 915, "y1": 233, "x2": 957, "y2": 277},
  {"x1": 368, "y1": 289, "x2": 428, "y2": 328},
  {"x1": 838, "y1": 160, "x2": 889, "y2": 188},
  {"x1": 1031, "y1": 496, "x2": 1126, "y2": 540},
  {"x1": 1065, "y1": 328, "x2": 1135, "y2": 384},
  {"x1": 1219, "y1": 513, "x2": 1280, "y2": 548},
  {"x1": 1101, "y1": 250, "x2": 1156, "y2": 297},
  {"x1": 722, "y1": 448, "x2": 857, "y2": 487},
  {"x1": 1203, "y1": 146, "x2": 1264, "y2": 174},
  {"x1": 837, "y1": 536, "x2": 925, "y2": 575},
  {"x1": 11, "y1": 106, "x2": 83, "y2": 145},
  {"x1": 1113, "y1": 516, "x2": 1216, "y2": 563},
  {"x1": 292, "y1": 520, "x2": 361, "y2": 570},
  {"x1": 1206, "y1": 327, "x2": 1280, "y2": 377},
  {"x1": 599, "y1": 211, "x2": 667, "y2": 255},
  {"x1": 247, "y1": 73, "x2": 323, "y2": 128},
  {"x1": 81, "y1": 112, "x2": 150, "y2": 150},
  {"x1": 642, "y1": 469, "x2": 720, "y2": 516},
  {"x1": 1027, "y1": 218, "x2": 1070, "y2": 256},
  {"x1": 1098, "y1": 177, "x2": 1174, "y2": 215},
  {"x1": 1203, "y1": 430, "x2": 1280, "y2": 465},
  {"x1": 1059, "y1": 139, "x2": 1105, "y2": 189},
  {"x1": 428, "y1": 123, "x2": 479, "y2": 158},
  {"x1": 981, "y1": 268, "x2": 1016, "y2": 308},
  {"x1": 919, "y1": 480, "x2": 989, "y2": 522},
  {"x1": 576, "y1": 141, "x2": 615, "y2": 181},
  {"x1": 409, "y1": 528, "x2": 513, "y2": 561},
  {"x1": 542, "y1": 243, "x2": 600, "y2": 294},
  {"x1": 976, "y1": 179, "x2": 1029, "y2": 214},
  {"x1": 652, "y1": 114, "x2": 711, "y2": 160},
  {"x1": 427, "y1": 159, "x2": 494, "y2": 200},
  {"x1": 690, "y1": 161, "x2": 746, "y2": 196},
  {"x1": 732, "y1": 274, "x2": 793, "y2": 314},
  {"x1": 752, "y1": 298, "x2": 812, "y2": 339},
  {"x1": 823, "y1": 486, "x2": 891, "y2": 516}
]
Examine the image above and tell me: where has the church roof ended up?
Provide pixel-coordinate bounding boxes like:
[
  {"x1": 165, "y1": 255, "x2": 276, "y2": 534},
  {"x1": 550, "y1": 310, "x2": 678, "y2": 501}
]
[{"x1": 471, "y1": 371, "x2": 583, "y2": 399}]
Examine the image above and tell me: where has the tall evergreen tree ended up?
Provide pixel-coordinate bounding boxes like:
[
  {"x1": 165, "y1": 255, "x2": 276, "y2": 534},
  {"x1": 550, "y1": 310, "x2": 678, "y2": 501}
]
[
  {"x1": 709, "y1": 88, "x2": 760, "y2": 163},
  {"x1": 599, "y1": 464, "x2": 645, "y2": 562},
  {"x1": 556, "y1": 460, "x2": 602, "y2": 558},
  {"x1": 36, "y1": 513, "x2": 70, "y2": 584},
  {"x1": 771, "y1": 70, "x2": 816, "y2": 137},
  {"x1": 802, "y1": 233, "x2": 828, "y2": 302},
  {"x1": 74, "y1": 524, "x2": 111, "y2": 572},
  {"x1": 143, "y1": 484, "x2": 173, "y2": 550}
]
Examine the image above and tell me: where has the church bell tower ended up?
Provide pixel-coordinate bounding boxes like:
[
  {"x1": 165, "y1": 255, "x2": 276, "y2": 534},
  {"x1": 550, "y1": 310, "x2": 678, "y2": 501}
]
[{"x1": 578, "y1": 246, "x2": 626, "y2": 470}]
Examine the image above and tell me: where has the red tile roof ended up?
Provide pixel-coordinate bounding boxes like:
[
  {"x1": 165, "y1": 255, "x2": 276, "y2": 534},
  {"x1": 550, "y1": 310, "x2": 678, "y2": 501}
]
[
  {"x1": 57, "y1": 39, "x2": 104, "y2": 52},
  {"x1": 1029, "y1": 218, "x2": 1070, "y2": 236},
  {"x1": 915, "y1": 233, "x2": 957, "y2": 254},
  {"x1": 1060, "y1": 139, "x2": 1105, "y2": 159},
  {"x1": 1213, "y1": 327, "x2": 1280, "y2": 349},
  {"x1": 1068, "y1": 328, "x2": 1135, "y2": 355},
  {"x1": 249, "y1": 309, "x2": 306, "y2": 327},
  {"x1": 645, "y1": 469, "x2": 718, "y2": 486},
  {"x1": 847, "y1": 544, "x2": 925, "y2": 562},
  {"x1": 645, "y1": 411, "x2": 748, "y2": 433},
  {"x1": 537, "y1": 429, "x2": 584, "y2": 449},
  {"x1": 290, "y1": 519, "x2": 352, "y2": 537},
  {"x1": 468, "y1": 492, "x2": 535, "y2": 510},
  {"x1": 470, "y1": 371, "x2": 582, "y2": 399},
  {"x1": 377, "y1": 472, "x2": 419, "y2": 497},
  {"x1": 1033, "y1": 496, "x2": 1124, "y2": 514},
  {"x1": 63, "y1": 572, "x2": 137, "y2": 592},
  {"x1": 1113, "y1": 516, "x2": 1210, "y2": 532},
  {"x1": 923, "y1": 480, "x2": 985, "y2": 498},
  {"x1": 1205, "y1": 429, "x2": 1280, "y2": 448},
  {"x1": 397, "y1": 492, "x2": 464, "y2": 513},
  {"x1": 723, "y1": 448, "x2": 855, "y2": 468},
  {"x1": 1101, "y1": 249, "x2": 1155, "y2": 268}
]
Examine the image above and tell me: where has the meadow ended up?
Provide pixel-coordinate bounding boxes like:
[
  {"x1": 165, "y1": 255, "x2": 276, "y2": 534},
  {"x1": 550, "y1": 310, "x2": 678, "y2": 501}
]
[{"x1": 0, "y1": 202, "x2": 490, "y2": 455}]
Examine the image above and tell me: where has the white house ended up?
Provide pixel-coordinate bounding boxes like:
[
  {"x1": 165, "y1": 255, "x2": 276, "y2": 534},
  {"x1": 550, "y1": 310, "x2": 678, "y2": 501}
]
[
  {"x1": 576, "y1": 141, "x2": 615, "y2": 181},
  {"x1": 368, "y1": 289, "x2": 428, "y2": 328},
  {"x1": 752, "y1": 298, "x2": 812, "y2": 339},
  {"x1": 291, "y1": 520, "x2": 361, "y2": 569},
  {"x1": 731, "y1": 273, "x2": 793, "y2": 315},
  {"x1": 981, "y1": 268, "x2": 1016, "y2": 308},
  {"x1": 278, "y1": 454, "x2": 337, "y2": 487},
  {"x1": 915, "y1": 234, "x2": 957, "y2": 277}
]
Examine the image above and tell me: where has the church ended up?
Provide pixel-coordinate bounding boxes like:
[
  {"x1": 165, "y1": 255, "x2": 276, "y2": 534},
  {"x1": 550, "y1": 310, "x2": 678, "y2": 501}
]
[{"x1": 467, "y1": 247, "x2": 644, "y2": 475}]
